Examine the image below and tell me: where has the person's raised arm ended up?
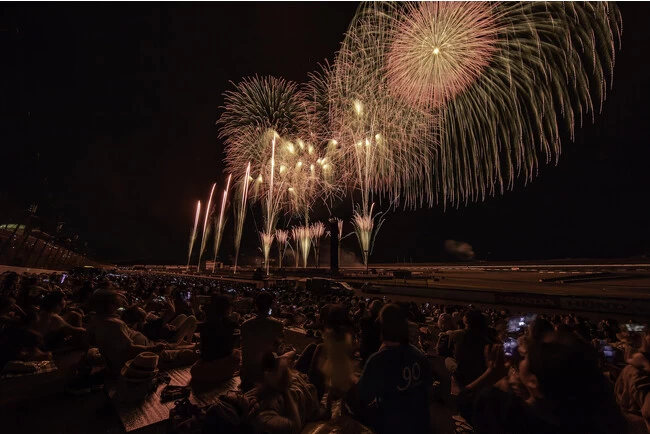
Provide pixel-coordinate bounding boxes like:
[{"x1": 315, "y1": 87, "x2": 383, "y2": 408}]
[{"x1": 464, "y1": 344, "x2": 508, "y2": 394}]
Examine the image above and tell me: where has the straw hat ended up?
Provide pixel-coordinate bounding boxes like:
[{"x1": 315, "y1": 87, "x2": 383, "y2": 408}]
[{"x1": 121, "y1": 352, "x2": 159, "y2": 381}]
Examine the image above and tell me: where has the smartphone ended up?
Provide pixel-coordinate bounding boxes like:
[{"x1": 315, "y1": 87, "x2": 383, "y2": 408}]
[
  {"x1": 184, "y1": 291, "x2": 192, "y2": 301},
  {"x1": 602, "y1": 345, "x2": 615, "y2": 363},
  {"x1": 43, "y1": 279, "x2": 49, "y2": 283},
  {"x1": 268, "y1": 308, "x2": 272, "y2": 316},
  {"x1": 117, "y1": 307, "x2": 125, "y2": 312},
  {"x1": 60, "y1": 274, "x2": 68, "y2": 284},
  {"x1": 503, "y1": 337, "x2": 518, "y2": 357},
  {"x1": 625, "y1": 324, "x2": 646, "y2": 333},
  {"x1": 365, "y1": 298, "x2": 370, "y2": 303}
]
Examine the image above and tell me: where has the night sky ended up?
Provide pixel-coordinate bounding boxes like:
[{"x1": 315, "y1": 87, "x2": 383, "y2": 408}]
[{"x1": 1, "y1": 2, "x2": 649, "y2": 264}]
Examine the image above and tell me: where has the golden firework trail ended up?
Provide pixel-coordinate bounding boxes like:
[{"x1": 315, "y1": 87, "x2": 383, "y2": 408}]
[
  {"x1": 186, "y1": 200, "x2": 201, "y2": 270},
  {"x1": 212, "y1": 174, "x2": 232, "y2": 272},
  {"x1": 197, "y1": 183, "x2": 217, "y2": 271}
]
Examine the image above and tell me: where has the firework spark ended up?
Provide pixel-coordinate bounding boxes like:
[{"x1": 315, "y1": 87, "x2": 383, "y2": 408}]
[
  {"x1": 259, "y1": 230, "x2": 274, "y2": 274},
  {"x1": 351, "y1": 203, "x2": 385, "y2": 268},
  {"x1": 310, "y1": 222, "x2": 326, "y2": 268},
  {"x1": 292, "y1": 225, "x2": 312, "y2": 268},
  {"x1": 233, "y1": 163, "x2": 251, "y2": 274},
  {"x1": 197, "y1": 183, "x2": 216, "y2": 271},
  {"x1": 212, "y1": 174, "x2": 232, "y2": 273},
  {"x1": 186, "y1": 200, "x2": 201, "y2": 270},
  {"x1": 275, "y1": 229, "x2": 290, "y2": 269}
]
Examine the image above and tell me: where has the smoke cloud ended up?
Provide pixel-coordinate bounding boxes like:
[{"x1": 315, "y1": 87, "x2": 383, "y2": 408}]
[{"x1": 444, "y1": 239, "x2": 475, "y2": 261}]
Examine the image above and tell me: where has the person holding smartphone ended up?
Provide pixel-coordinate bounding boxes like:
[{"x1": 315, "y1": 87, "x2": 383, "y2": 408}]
[{"x1": 458, "y1": 332, "x2": 625, "y2": 434}]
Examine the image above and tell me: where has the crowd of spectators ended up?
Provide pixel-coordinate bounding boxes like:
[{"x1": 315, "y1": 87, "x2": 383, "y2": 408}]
[{"x1": 0, "y1": 269, "x2": 648, "y2": 433}]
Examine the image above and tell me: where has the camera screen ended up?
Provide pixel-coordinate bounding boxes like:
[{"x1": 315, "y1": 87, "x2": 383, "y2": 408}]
[
  {"x1": 503, "y1": 337, "x2": 518, "y2": 357},
  {"x1": 507, "y1": 313, "x2": 538, "y2": 333},
  {"x1": 602, "y1": 345, "x2": 615, "y2": 363}
]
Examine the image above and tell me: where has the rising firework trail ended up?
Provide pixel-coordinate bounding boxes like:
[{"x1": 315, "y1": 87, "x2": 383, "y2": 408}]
[
  {"x1": 334, "y1": 217, "x2": 344, "y2": 268},
  {"x1": 233, "y1": 162, "x2": 251, "y2": 274},
  {"x1": 292, "y1": 225, "x2": 312, "y2": 268},
  {"x1": 260, "y1": 134, "x2": 277, "y2": 276},
  {"x1": 212, "y1": 174, "x2": 232, "y2": 273},
  {"x1": 275, "y1": 229, "x2": 289, "y2": 269},
  {"x1": 186, "y1": 200, "x2": 201, "y2": 270},
  {"x1": 198, "y1": 183, "x2": 217, "y2": 271},
  {"x1": 291, "y1": 228, "x2": 300, "y2": 268},
  {"x1": 351, "y1": 203, "x2": 385, "y2": 270},
  {"x1": 310, "y1": 222, "x2": 325, "y2": 268}
]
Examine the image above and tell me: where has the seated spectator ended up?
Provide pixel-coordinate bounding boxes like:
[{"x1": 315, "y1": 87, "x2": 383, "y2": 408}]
[
  {"x1": 359, "y1": 300, "x2": 383, "y2": 363},
  {"x1": 0, "y1": 296, "x2": 50, "y2": 368},
  {"x1": 71, "y1": 280, "x2": 94, "y2": 313},
  {"x1": 400, "y1": 302, "x2": 424, "y2": 351},
  {"x1": 352, "y1": 303, "x2": 432, "y2": 434},
  {"x1": 0, "y1": 295, "x2": 27, "y2": 327},
  {"x1": 320, "y1": 304, "x2": 355, "y2": 416},
  {"x1": 33, "y1": 291, "x2": 86, "y2": 350},
  {"x1": 615, "y1": 328, "x2": 650, "y2": 431},
  {"x1": 453, "y1": 309, "x2": 491, "y2": 387},
  {"x1": 353, "y1": 301, "x2": 369, "y2": 323},
  {"x1": 240, "y1": 292, "x2": 284, "y2": 389},
  {"x1": 203, "y1": 353, "x2": 322, "y2": 434},
  {"x1": 460, "y1": 333, "x2": 625, "y2": 434},
  {"x1": 173, "y1": 290, "x2": 195, "y2": 317},
  {"x1": 191, "y1": 295, "x2": 240, "y2": 386},
  {"x1": 120, "y1": 305, "x2": 152, "y2": 345},
  {"x1": 246, "y1": 353, "x2": 322, "y2": 434},
  {"x1": 141, "y1": 297, "x2": 197, "y2": 345},
  {"x1": 517, "y1": 318, "x2": 555, "y2": 358},
  {"x1": 86, "y1": 290, "x2": 197, "y2": 376}
]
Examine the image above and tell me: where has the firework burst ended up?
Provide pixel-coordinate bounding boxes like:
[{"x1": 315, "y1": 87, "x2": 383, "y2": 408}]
[
  {"x1": 218, "y1": 76, "x2": 308, "y2": 194},
  {"x1": 339, "y1": 1, "x2": 621, "y2": 206},
  {"x1": 386, "y1": 2, "x2": 498, "y2": 109}
]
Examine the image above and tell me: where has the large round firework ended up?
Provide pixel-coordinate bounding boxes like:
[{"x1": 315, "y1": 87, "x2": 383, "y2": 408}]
[
  {"x1": 386, "y1": 2, "x2": 499, "y2": 110},
  {"x1": 218, "y1": 76, "x2": 307, "y2": 185},
  {"x1": 334, "y1": 1, "x2": 621, "y2": 206},
  {"x1": 218, "y1": 76, "x2": 340, "y2": 222}
]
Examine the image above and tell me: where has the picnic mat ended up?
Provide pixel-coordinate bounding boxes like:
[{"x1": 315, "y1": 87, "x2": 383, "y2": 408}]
[
  {"x1": 1, "y1": 360, "x2": 58, "y2": 379},
  {"x1": 108, "y1": 366, "x2": 240, "y2": 432}
]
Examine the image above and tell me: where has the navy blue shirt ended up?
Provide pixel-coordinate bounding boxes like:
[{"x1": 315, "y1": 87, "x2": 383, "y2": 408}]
[{"x1": 357, "y1": 343, "x2": 431, "y2": 434}]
